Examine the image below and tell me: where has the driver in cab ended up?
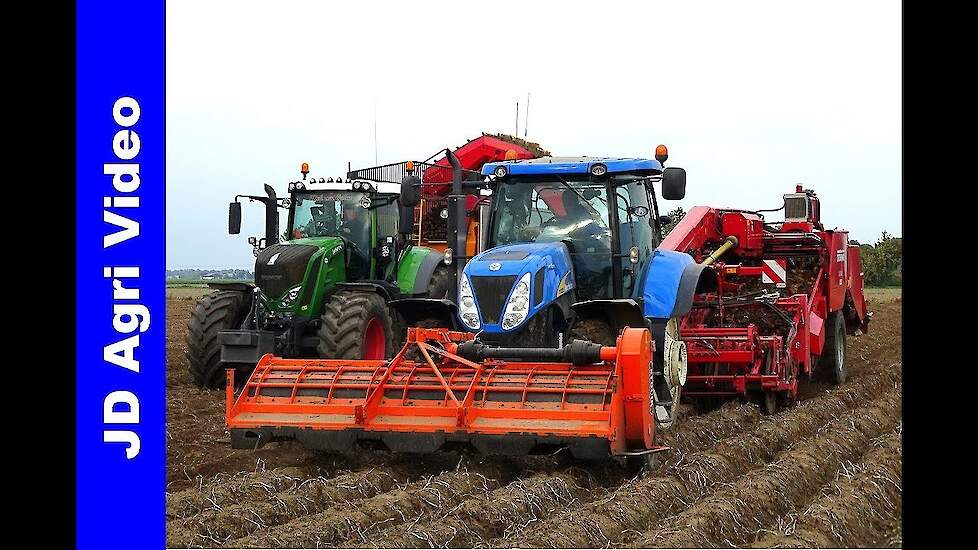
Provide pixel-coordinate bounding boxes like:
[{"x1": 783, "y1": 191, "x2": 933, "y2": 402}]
[
  {"x1": 552, "y1": 191, "x2": 609, "y2": 246},
  {"x1": 340, "y1": 202, "x2": 371, "y2": 280}
]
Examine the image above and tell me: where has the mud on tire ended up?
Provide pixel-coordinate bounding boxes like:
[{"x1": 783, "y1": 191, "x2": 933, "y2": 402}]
[
  {"x1": 317, "y1": 291, "x2": 395, "y2": 359},
  {"x1": 185, "y1": 290, "x2": 251, "y2": 389}
]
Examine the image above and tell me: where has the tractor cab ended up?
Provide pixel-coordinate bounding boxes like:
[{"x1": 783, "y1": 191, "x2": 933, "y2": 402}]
[
  {"x1": 458, "y1": 155, "x2": 687, "y2": 346},
  {"x1": 285, "y1": 178, "x2": 401, "y2": 283}
]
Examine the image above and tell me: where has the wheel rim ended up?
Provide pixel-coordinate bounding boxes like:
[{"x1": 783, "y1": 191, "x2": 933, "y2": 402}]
[{"x1": 363, "y1": 317, "x2": 385, "y2": 360}]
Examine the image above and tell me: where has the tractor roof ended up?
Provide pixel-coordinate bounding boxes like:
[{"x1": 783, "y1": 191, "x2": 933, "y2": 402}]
[
  {"x1": 481, "y1": 156, "x2": 663, "y2": 177},
  {"x1": 296, "y1": 179, "x2": 402, "y2": 195}
]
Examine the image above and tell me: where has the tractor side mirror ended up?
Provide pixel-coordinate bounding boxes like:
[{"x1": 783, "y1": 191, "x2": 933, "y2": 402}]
[
  {"x1": 229, "y1": 202, "x2": 242, "y2": 234},
  {"x1": 400, "y1": 174, "x2": 421, "y2": 207},
  {"x1": 398, "y1": 174, "x2": 422, "y2": 236},
  {"x1": 661, "y1": 167, "x2": 686, "y2": 200}
]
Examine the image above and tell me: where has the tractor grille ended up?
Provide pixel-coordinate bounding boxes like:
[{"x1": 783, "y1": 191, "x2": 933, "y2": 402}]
[
  {"x1": 255, "y1": 244, "x2": 318, "y2": 299},
  {"x1": 471, "y1": 275, "x2": 516, "y2": 325}
]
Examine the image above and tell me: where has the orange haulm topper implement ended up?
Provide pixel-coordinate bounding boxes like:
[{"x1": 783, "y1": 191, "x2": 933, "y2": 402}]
[{"x1": 227, "y1": 326, "x2": 660, "y2": 459}]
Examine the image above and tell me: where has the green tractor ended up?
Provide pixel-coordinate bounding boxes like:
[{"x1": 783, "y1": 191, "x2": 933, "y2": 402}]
[{"x1": 185, "y1": 163, "x2": 450, "y2": 389}]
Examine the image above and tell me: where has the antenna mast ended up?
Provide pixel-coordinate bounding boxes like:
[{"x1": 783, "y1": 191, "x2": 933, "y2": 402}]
[
  {"x1": 515, "y1": 100, "x2": 520, "y2": 136},
  {"x1": 524, "y1": 92, "x2": 530, "y2": 137}
]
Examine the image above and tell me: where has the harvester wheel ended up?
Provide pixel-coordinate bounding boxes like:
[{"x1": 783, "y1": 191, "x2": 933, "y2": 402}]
[
  {"x1": 426, "y1": 265, "x2": 453, "y2": 299},
  {"x1": 317, "y1": 291, "x2": 394, "y2": 360},
  {"x1": 185, "y1": 289, "x2": 252, "y2": 389},
  {"x1": 820, "y1": 312, "x2": 848, "y2": 384}
]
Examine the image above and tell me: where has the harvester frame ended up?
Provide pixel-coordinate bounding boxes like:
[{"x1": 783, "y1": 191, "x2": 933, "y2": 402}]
[{"x1": 663, "y1": 185, "x2": 871, "y2": 413}]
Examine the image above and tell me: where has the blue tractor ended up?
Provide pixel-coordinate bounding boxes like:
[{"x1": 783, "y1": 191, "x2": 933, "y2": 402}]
[{"x1": 397, "y1": 146, "x2": 715, "y2": 428}]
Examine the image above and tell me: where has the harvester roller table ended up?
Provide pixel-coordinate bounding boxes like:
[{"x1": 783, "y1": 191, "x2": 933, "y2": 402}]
[{"x1": 226, "y1": 327, "x2": 663, "y2": 459}]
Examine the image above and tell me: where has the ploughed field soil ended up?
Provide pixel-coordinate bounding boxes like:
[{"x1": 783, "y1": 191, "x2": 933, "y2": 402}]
[{"x1": 166, "y1": 290, "x2": 902, "y2": 548}]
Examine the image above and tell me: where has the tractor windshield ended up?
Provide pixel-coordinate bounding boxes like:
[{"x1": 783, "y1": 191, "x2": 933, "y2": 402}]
[
  {"x1": 290, "y1": 191, "x2": 372, "y2": 277},
  {"x1": 492, "y1": 179, "x2": 611, "y2": 247},
  {"x1": 490, "y1": 176, "x2": 659, "y2": 300},
  {"x1": 490, "y1": 178, "x2": 612, "y2": 299}
]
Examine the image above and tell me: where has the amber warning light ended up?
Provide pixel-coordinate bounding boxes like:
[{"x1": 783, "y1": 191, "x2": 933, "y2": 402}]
[
  {"x1": 655, "y1": 144, "x2": 668, "y2": 165},
  {"x1": 301, "y1": 162, "x2": 309, "y2": 180}
]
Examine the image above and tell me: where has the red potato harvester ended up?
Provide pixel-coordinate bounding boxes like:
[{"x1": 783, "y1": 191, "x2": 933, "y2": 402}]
[{"x1": 662, "y1": 185, "x2": 871, "y2": 413}]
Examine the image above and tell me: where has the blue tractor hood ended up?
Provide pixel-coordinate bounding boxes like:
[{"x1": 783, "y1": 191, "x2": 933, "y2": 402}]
[{"x1": 461, "y1": 242, "x2": 575, "y2": 333}]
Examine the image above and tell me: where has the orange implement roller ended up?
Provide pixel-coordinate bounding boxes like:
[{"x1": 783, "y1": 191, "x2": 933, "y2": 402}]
[{"x1": 226, "y1": 327, "x2": 663, "y2": 459}]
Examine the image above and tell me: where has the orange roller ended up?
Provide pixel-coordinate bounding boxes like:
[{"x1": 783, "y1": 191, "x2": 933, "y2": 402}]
[{"x1": 226, "y1": 327, "x2": 663, "y2": 459}]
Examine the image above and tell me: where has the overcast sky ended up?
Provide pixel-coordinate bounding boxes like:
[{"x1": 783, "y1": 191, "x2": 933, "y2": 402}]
[{"x1": 167, "y1": 0, "x2": 901, "y2": 270}]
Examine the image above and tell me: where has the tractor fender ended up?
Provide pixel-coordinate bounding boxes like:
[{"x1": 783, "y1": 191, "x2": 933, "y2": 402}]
[
  {"x1": 570, "y1": 299, "x2": 648, "y2": 335},
  {"x1": 640, "y1": 250, "x2": 717, "y2": 319},
  {"x1": 206, "y1": 282, "x2": 254, "y2": 292},
  {"x1": 401, "y1": 247, "x2": 445, "y2": 295},
  {"x1": 670, "y1": 262, "x2": 718, "y2": 318},
  {"x1": 388, "y1": 298, "x2": 460, "y2": 330}
]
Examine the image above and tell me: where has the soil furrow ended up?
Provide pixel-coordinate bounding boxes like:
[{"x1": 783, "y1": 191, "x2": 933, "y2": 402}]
[
  {"x1": 165, "y1": 456, "x2": 456, "y2": 548},
  {"x1": 232, "y1": 459, "x2": 522, "y2": 548},
  {"x1": 749, "y1": 433, "x2": 902, "y2": 548},
  {"x1": 501, "y1": 369, "x2": 900, "y2": 548},
  {"x1": 359, "y1": 402, "x2": 761, "y2": 548},
  {"x1": 631, "y1": 395, "x2": 901, "y2": 547}
]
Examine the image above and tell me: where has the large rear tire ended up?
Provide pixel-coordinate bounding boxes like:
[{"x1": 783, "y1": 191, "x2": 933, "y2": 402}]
[
  {"x1": 317, "y1": 291, "x2": 395, "y2": 360},
  {"x1": 185, "y1": 290, "x2": 251, "y2": 389},
  {"x1": 820, "y1": 312, "x2": 848, "y2": 385}
]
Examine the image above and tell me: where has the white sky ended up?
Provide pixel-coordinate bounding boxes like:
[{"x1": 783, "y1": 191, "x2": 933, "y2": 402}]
[{"x1": 167, "y1": 0, "x2": 901, "y2": 270}]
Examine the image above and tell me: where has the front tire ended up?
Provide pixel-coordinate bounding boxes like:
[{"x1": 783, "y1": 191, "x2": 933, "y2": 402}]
[
  {"x1": 820, "y1": 312, "x2": 848, "y2": 384},
  {"x1": 185, "y1": 290, "x2": 251, "y2": 389},
  {"x1": 317, "y1": 291, "x2": 395, "y2": 360}
]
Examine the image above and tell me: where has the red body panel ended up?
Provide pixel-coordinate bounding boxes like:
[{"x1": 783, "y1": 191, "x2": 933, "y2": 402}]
[{"x1": 421, "y1": 135, "x2": 539, "y2": 196}]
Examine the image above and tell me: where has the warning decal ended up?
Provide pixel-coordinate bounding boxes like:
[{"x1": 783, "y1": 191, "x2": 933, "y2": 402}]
[{"x1": 761, "y1": 259, "x2": 787, "y2": 288}]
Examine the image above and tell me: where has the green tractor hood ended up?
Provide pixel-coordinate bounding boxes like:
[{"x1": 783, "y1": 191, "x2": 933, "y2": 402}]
[{"x1": 254, "y1": 237, "x2": 346, "y2": 314}]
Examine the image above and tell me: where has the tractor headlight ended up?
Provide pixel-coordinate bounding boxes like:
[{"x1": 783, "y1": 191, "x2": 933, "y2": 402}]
[
  {"x1": 280, "y1": 284, "x2": 302, "y2": 307},
  {"x1": 501, "y1": 273, "x2": 532, "y2": 330},
  {"x1": 458, "y1": 276, "x2": 480, "y2": 329},
  {"x1": 493, "y1": 165, "x2": 508, "y2": 178}
]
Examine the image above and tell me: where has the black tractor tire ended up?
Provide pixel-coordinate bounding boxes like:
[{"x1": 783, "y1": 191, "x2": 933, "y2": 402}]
[
  {"x1": 185, "y1": 290, "x2": 252, "y2": 389},
  {"x1": 426, "y1": 265, "x2": 453, "y2": 299},
  {"x1": 317, "y1": 290, "x2": 395, "y2": 360},
  {"x1": 819, "y1": 312, "x2": 848, "y2": 385}
]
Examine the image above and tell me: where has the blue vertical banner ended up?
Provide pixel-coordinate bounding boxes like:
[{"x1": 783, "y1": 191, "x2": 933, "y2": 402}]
[{"x1": 76, "y1": 1, "x2": 165, "y2": 548}]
